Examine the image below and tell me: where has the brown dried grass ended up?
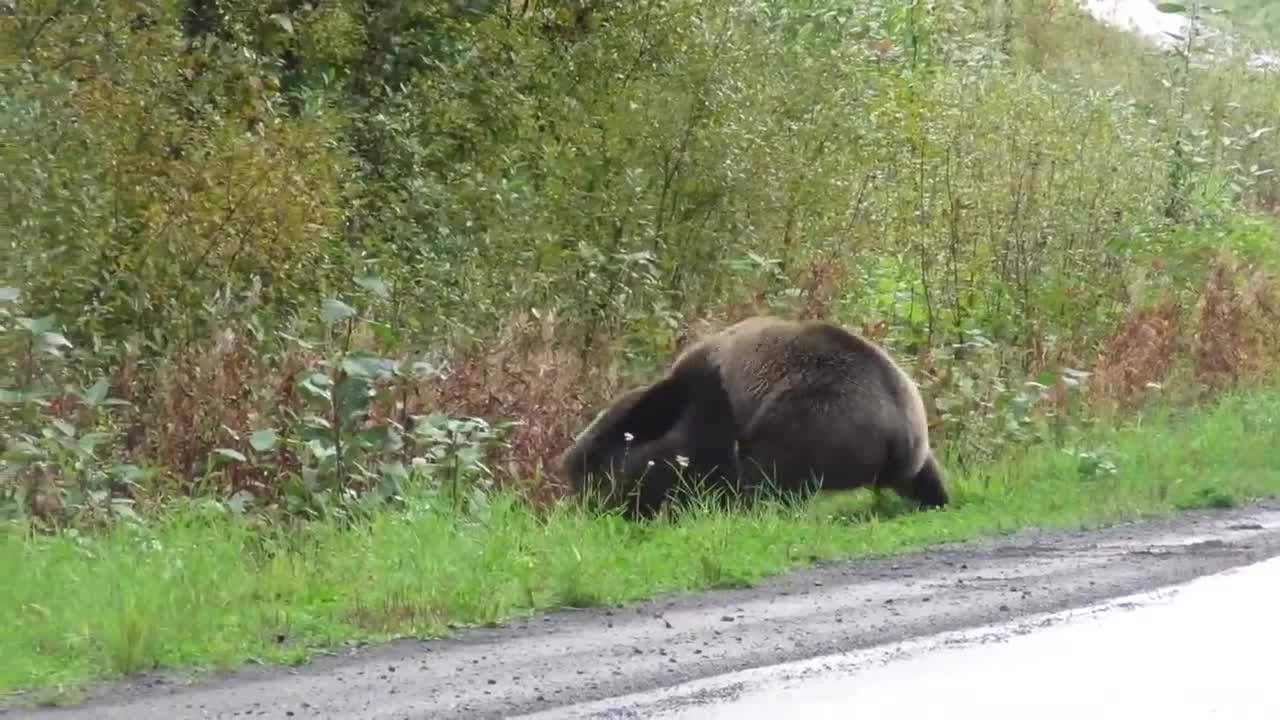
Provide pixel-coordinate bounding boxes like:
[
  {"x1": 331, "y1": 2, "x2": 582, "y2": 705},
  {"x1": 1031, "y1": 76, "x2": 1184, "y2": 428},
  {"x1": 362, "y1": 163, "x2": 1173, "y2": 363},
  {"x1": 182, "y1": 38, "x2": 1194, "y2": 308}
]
[
  {"x1": 1190, "y1": 256, "x2": 1280, "y2": 392},
  {"x1": 1089, "y1": 298, "x2": 1184, "y2": 412},
  {"x1": 109, "y1": 328, "x2": 318, "y2": 503},
  {"x1": 414, "y1": 310, "x2": 622, "y2": 506},
  {"x1": 1088, "y1": 254, "x2": 1280, "y2": 413}
]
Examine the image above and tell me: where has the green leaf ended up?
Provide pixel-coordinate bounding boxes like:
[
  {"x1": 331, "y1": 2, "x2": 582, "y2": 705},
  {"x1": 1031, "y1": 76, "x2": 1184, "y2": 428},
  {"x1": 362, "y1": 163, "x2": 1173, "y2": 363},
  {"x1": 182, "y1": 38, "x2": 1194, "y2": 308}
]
[
  {"x1": 271, "y1": 13, "x2": 294, "y2": 33},
  {"x1": 3, "y1": 439, "x2": 44, "y2": 462},
  {"x1": 320, "y1": 298, "x2": 357, "y2": 324},
  {"x1": 306, "y1": 439, "x2": 338, "y2": 461},
  {"x1": 370, "y1": 321, "x2": 401, "y2": 348},
  {"x1": 0, "y1": 287, "x2": 18, "y2": 303},
  {"x1": 355, "y1": 274, "x2": 389, "y2": 298},
  {"x1": 298, "y1": 371, "x2": 334, "y2": 404},
  {"x1": 17, "y1": 316, "x2": 55, "y2": 335},
  {"x1": 81, "y1": 377, "x2": 110, "y2": 406},
  {"x1": 111, "y1": 465, "x2": 152, "y2": 484},
  {"x1": 227, "y1": 490, "x2": 256, "y2": 514},
  {"x1": 380, "y1": 461, "x2": 409, "y2": 483},
  {"x1": 333, "y1": 375, "x2": 372, "y2": 426},
  {"x1": 250, "y1": 429, "x2": 278, "y2": 452},
  {"x1": 51, "y1": 418, "x2": 76, "y2": 437},
  {"x1": 299, "y1": 414, "x2": 333, "y2": 431},
  {"x1": 213, "y1": 448, "x2": 248, "y2": 463},
  {"x1": 456, "y1": 445, "x2": 482, "y2": 468},
  {"x1": 78, "y1": 432, "x2": 112, "y2": 454},
  {"x1": 355, "y1": 425, "x2": 403, "y2": 453},
  {"x1": 1155, "y1": 2, "x2": 1187, "y2": 13},
  {"x1": 342, "y1": 352, "x2": 392, "y2": 380},
  {"x1": 37, "y1": 332, "x2": 72, "y2": 355}
]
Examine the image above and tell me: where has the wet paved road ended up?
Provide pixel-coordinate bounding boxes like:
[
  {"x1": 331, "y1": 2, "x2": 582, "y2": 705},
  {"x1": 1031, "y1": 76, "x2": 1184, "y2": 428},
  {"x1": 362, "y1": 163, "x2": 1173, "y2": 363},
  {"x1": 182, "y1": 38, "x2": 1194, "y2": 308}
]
[
  {"x1": 1081, "y1": 0, "x2": 1188, "y2": 48},
  {"x1": 529, "y1": 552, "x2": 1280, "y2": 719}
]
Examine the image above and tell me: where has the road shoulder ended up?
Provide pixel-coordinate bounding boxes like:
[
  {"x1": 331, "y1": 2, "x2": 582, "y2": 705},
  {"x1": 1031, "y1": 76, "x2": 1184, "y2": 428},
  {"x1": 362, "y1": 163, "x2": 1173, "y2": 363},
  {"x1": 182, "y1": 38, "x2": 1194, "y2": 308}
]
[{"x1": 9, "y1": 499, "x2": 1280, "y2": 719}]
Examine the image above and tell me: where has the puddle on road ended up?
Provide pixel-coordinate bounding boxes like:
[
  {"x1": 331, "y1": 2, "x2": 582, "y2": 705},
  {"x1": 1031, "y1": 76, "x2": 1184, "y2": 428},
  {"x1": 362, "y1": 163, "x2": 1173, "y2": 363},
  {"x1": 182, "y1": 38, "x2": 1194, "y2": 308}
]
[
  {"x1": 1092, "y1": 511, "x2": 1280, "y2": 553},
  {"x1": 559, "y1": 555, "x2": 1280, "y2": 719}
]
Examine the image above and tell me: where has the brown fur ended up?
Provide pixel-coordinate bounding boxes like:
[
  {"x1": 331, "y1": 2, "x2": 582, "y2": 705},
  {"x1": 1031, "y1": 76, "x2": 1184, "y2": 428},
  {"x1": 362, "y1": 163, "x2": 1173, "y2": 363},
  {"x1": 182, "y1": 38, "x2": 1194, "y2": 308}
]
[{"x1": 558, "y1": 316, "x2": 948, "y2": 518}]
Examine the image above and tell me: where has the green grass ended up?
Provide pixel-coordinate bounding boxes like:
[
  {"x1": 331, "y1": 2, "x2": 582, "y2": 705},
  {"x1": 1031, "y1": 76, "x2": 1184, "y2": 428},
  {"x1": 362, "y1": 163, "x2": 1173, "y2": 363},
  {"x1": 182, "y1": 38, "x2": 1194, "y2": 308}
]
[{"x1": 4, "y1": 384, "x2": 1280, "y2": 701}]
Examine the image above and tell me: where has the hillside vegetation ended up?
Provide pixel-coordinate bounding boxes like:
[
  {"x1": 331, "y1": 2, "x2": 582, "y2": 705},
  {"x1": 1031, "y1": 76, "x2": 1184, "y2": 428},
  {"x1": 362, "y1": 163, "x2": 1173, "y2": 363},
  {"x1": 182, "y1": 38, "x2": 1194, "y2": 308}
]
[
  {"x1": 3, "y1": 0, "x2": 1280, "y2": 699},
  {"x1": 5, "y1": 0, "x2": 1279, "y2": 520}
]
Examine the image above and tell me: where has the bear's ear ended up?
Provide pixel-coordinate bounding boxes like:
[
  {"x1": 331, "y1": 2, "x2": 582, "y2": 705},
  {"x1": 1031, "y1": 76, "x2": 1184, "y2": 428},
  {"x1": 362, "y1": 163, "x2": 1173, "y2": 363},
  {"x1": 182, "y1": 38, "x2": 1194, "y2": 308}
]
[{"x1": 594, "y1": 375, "x2": 693, "y2": 448}]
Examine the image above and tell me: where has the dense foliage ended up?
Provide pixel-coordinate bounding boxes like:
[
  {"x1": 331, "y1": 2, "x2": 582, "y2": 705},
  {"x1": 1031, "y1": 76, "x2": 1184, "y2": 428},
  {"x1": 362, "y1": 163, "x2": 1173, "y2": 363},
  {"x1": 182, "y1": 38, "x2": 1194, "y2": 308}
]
[{"x1": 4, "y1": 0, "x2": 1280, "y2": 526}]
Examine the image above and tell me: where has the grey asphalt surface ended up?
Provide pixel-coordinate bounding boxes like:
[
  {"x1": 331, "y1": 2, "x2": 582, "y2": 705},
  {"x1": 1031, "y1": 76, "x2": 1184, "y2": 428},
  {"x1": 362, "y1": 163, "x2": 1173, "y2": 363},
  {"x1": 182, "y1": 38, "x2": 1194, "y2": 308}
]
[
  {"x1": 528, "y1": 554, "x2": 1280, "y2": 719},
  {"x1": 9, "y1": 499, "x2": 1280, "y2": 720}
]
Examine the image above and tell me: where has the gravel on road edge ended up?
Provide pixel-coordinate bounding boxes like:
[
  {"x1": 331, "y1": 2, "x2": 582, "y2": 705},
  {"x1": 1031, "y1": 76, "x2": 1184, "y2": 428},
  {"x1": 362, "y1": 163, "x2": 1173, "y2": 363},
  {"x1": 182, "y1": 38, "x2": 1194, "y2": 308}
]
[{"x1": 10, "y1": 498, "x2": 1280, "y2": 720}]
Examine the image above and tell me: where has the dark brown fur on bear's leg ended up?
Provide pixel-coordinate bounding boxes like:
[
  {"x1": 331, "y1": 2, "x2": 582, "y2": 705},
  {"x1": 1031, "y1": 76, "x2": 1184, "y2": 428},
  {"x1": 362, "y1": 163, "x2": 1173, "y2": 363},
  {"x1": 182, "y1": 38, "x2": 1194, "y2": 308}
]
[{"x1": 901, "y1": 452, "x2": 948, "y2": 509}]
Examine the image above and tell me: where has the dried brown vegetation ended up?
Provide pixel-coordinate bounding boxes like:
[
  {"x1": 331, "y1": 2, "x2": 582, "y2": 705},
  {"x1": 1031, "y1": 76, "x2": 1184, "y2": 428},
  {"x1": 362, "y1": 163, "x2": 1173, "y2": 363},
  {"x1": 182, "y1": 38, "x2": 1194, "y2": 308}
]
[
  {"x1": 1192, "y1": 257, "x2": 1280, "y2": 392},
  {"x1": 1089, "y1": 255, "x2": 1280, "y2": 412},
  {"x1": 1091, "y1": 299, "x2": 1184, "y2": 412},
  {"x1": 415, "y1": 318, "x2": 617, "y2": 506}
]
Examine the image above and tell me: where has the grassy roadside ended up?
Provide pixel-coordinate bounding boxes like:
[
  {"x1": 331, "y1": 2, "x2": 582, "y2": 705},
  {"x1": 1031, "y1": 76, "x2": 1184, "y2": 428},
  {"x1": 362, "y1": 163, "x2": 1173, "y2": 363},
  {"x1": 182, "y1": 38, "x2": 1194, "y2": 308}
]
[{"x1": 4, "y1": 382, "x2": 1280, "y2": 702}]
